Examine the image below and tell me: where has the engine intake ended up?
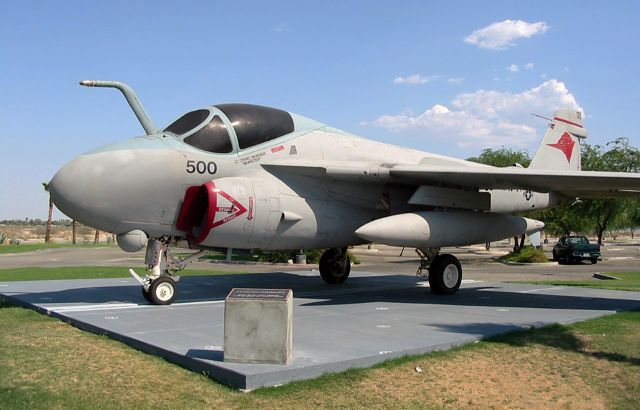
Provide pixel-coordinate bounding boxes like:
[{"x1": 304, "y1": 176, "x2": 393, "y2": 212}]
[{"x1": 176, "y1": 177, "x2": 284, "y2": 249}]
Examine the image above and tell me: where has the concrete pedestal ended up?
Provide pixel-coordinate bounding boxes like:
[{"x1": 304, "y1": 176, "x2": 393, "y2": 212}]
[{"x1": 224, "y1": 288, "x2": 293, "y2": 365}]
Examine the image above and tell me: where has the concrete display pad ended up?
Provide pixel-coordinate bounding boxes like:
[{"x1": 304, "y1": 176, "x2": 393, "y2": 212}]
[{"x1": 2, "y1": 271, "x2": 640, "y2": 390}]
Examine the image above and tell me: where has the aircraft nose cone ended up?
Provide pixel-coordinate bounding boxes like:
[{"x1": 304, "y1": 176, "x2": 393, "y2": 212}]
[
  {"x1": 50, "y1": 153, "x2": 121, "y2": 232},
  {"x1": 50, "y1": 139, "x2": 186, "y2": 234}
]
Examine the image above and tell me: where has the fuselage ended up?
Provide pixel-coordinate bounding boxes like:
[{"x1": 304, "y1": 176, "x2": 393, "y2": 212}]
[{"x1": 50, "y1": 103, "x2": 557, "y2": 251}]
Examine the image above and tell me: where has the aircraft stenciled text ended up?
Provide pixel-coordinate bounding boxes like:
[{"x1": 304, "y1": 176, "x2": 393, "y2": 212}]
[{"x1": 237, "y1": 151, "x2": 266, "y2": 166}]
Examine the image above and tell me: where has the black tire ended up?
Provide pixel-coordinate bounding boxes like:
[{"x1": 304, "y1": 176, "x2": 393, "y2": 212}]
[
  {"x1": 319, "y1": 247, "x2": 351, "y2": 284},
  {"x1": 591, "y1": 258, "x2": 598, "y2": 264},
  {"x1": 148, "y1": 277, "x2": 177, "y2": 305},
  {"x1": 428, "y1": 254, "x2": 462, "y2": 295},
  {"x1": 141, "y1": 287, "x2": 152, "y2": 303}
]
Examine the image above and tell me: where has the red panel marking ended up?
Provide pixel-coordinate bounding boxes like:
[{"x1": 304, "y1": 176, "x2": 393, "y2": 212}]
[
  {"x1": 547, "y1": 132, "x2": 575, "y2": 162},
  {"x1": 553, "y1": 116, "x2": 583, "y2": 128},
  {"x1": 247, "y1": 197, "x2": 254, "y2": 220},
  {"x1": 271, "y1": 145, "x2": 285, "y2": 153}
]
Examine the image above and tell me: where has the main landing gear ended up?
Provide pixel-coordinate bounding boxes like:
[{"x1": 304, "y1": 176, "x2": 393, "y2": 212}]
[
  {"x1": 129, "y1": 237, "x2": 206, "y2": 305},
  {"x1": 319, "y1": 247, "x2": 351, "y2": 284},
  {"x1": 416, "y1": 248, "x2": 462, "y2": 295},
  {"x1": 316, "y1": 246, "x2": 462, "y2": 295}
]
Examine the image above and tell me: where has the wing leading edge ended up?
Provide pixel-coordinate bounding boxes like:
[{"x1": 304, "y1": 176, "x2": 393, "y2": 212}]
[{"x1": 262, "y1": 160, "x2": 640, "y2": 197}]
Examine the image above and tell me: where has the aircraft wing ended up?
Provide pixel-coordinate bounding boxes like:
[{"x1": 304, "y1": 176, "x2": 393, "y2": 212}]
[{"x1": 262, "y1": 160, "x2": 640, "y2": 197}]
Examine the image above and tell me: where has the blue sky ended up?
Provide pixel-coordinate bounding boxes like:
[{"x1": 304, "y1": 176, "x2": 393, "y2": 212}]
[{"x1": 1, "y1": 0, "x2": 639, "y2": 219}]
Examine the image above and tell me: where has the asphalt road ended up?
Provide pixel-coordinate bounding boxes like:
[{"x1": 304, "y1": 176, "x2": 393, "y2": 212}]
[{"x1": 1, "y1": 240, "x2": 638, "y2": 282}]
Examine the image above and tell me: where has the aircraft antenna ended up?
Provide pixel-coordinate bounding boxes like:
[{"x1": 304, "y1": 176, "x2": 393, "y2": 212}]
[{"x1": 529, "y1": 113, "x2": 552, "y2": 122}]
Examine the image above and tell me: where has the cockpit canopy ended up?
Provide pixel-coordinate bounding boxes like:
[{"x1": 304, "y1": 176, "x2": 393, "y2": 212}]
[{"x1": 164, "y1": 103, "x2": 295, "y2": 153}]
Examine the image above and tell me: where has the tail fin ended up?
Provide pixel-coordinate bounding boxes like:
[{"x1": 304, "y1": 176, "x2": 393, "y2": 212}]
[{"x1": 529, "y1": 109, "x2": 587, "y2": 170}]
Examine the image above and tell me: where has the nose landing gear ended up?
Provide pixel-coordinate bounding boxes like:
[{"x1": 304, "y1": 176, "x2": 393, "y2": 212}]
[{"x1": 129, "y1": 237, "x2": 207, "y2": 305}]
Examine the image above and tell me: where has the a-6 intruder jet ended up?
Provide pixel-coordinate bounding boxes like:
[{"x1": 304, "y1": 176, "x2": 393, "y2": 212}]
[{"x1": 49, "y1": 80, "x2": 640, "y2": 305}]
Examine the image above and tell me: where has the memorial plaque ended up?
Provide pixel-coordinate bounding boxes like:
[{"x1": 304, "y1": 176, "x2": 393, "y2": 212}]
[
  {"x1": 224, "y1": 288, "x2": 293, "y2": 365},
  {"x1": 227, "y1": 288, "x2": 290, "y2": 301}
]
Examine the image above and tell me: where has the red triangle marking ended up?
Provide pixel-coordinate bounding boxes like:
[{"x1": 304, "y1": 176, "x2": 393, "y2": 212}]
[
  {"x1": 547, "y1": 132, "x2": 575, "y2": 162},
  {"x1": 211, "y1": 189, "x2": 247, "y2": 229}
]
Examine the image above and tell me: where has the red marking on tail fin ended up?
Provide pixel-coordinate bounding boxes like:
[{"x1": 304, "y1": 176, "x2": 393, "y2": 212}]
[
  {"x1": 553, "y1": 117, "x2": 583, "y2": 128},
  {"x1": 547, "y1": 132, "x2": 575, "y2": 162}
]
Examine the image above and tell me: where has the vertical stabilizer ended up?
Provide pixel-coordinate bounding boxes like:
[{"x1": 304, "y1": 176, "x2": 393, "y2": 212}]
[{"x1": 529, "y1": 109, "x2": 587, "y2": 170}]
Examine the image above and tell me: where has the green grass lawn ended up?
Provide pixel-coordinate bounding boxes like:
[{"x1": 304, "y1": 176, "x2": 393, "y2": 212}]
[
  {"x1": 0, "y1": 243, "x2": 117, "y2": 254},
  {"x1": 0, "y1": 266, "x2": 247, "y2": 282},
  {"x1": 1, "y1": 264, "x2": 638, "y2": 407},
  {"x1": 519, "y1": 271, "x2": 640, "y2": 292}
]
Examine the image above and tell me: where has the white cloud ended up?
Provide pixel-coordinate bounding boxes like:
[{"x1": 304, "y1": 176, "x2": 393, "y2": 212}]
[
  {"x1": 465, "y1": 20, "x2": 548, "y2": 50},
  {"x1": 447, "y1": 77, "x2": 464, "y2": 84},
  {"x1": 524, "y1": 62, "x2": 534, "y2": 70},
  {"x1": 368, "y1": 79, "x2": 582, "y2": 148},
  {"x1": 393, "y1": 74, "x2": 439, "y2": 85},
  {"x1": 451, "y1": 79, "x2": 582, "y2": 121},
  {"x1": 508, "y1": 64, "x2": 519, "y2": 72}
]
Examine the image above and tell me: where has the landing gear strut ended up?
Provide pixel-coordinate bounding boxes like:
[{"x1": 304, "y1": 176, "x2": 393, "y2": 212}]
[
  {"x1": 130, "y1": 237, "x2": 206, "y2": 305},
  {"x1": 416, "y1": 248, "x2": 462, "y2": 295},
  {"x1": 319, "y1": 247, "x2": 351, "y2": 284}
]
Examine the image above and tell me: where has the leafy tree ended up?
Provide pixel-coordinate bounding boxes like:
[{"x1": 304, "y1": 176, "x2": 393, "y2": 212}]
[
  {"x1": 533, "y1": 205, "x2": 589, "y2": 237},
  {"x1": 467, "y1": 147, "x2": 531, "y2": 167},
  {"x1": 577, "y1": 138, "x2": 640, "y2": 244}
]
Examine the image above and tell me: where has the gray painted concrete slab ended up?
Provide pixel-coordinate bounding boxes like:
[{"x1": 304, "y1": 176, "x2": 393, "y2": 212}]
[{"x1": 2, "y1": 271, "x2": 640, "y2": 390}]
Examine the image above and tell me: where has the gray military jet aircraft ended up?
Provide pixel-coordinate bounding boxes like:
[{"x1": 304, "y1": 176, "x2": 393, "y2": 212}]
[{"x1": 49, "y1": 80, "x2": 640, "y2": 304}]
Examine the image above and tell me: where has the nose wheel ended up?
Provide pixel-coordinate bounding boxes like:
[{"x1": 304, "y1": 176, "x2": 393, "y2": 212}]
[
  {"x1": 144, "y1": 277, "x2": 177, "y2": 305},
  {"x1": 130, "y1": 237, "x2": 207, "y2": 305}
]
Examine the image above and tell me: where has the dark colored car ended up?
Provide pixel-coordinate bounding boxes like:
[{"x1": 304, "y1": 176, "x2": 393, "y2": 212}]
[{"x1": 552, "y1": 236, "x2": 601, "y2": 264}]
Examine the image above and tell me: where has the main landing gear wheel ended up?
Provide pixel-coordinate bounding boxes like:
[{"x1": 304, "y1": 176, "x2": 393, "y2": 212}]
[
  {"x1": 148, "y1": 276, "x2": 177, "y2": 305},
  {"x1": 428, "y1": 254, "x2": 462, "y2": 295},
  {"x1": 319, "y1": 247, "x2": 351, "y2": 284}
]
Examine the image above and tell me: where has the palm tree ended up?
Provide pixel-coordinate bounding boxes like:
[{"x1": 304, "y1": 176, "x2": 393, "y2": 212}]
[{"x1": 42, "y1": 182, "x2": 53, "y2": 243}]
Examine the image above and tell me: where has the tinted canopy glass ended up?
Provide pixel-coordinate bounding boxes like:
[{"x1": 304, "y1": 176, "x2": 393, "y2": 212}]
[
  {"x1": 216, "y1": 103, "x2": 294, "y2": 149},
  {"x1": 184, "y1": 115, "x2": 233, "y2": 153},
  {"x1": 165, "y1": 109, "x2": 210, "y2": 135}
]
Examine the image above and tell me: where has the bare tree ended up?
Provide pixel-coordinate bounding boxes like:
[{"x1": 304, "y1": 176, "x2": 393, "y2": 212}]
[
  {"x1": 42, "y1": 182, "x2": 53, "y2": 243},
  {"x1": 94, "y1": 229, "x2": 100, "y2": 244},
  {"x1": 72, "y1": 220, "x2": 77, "y2": 244}
]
